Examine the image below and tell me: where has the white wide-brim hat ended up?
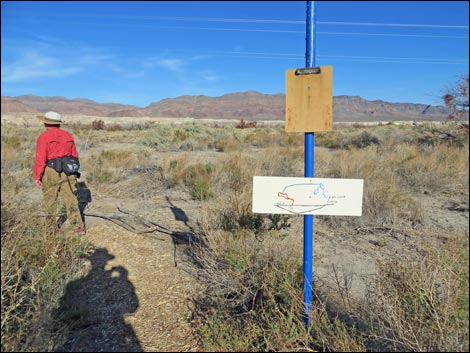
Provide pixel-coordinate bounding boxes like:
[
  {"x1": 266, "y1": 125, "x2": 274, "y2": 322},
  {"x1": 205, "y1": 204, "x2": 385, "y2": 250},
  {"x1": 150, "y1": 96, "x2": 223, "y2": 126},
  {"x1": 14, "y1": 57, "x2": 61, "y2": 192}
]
[{"x1": 37, "y1": 111, "x2": 64, "y2": 124}]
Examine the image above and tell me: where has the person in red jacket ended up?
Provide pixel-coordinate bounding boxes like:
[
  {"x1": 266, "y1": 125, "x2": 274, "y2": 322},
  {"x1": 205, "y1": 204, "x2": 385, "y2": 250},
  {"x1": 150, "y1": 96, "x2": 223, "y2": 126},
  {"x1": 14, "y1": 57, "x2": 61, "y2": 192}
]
[{"x1": 33, "y1": 111, "x2": 85, "y2": 234}]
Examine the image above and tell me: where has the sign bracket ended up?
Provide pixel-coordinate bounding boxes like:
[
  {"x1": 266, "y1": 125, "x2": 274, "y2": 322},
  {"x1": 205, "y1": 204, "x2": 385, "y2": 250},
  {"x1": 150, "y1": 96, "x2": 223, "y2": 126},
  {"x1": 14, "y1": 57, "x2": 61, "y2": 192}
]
[{"x1": 295, "y1": 67, "x2": 321, "y2": 75}]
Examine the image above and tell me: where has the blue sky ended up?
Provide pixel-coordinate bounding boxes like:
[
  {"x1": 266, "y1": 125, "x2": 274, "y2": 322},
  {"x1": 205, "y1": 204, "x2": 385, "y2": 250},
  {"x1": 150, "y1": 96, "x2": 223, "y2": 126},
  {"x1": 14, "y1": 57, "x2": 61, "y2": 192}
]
[{"x1": 1, "y1": 1, "x2": 468, "y2": 107}]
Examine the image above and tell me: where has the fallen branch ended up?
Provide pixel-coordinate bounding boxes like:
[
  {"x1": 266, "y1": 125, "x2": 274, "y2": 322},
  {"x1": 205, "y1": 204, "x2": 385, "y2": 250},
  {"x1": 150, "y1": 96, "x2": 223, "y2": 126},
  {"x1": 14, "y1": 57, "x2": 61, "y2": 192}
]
[
  {"x1": 84, "y1": 208, "x2": 195, "y2": 267},
  {"x1": 84, "y1": 212, "x2": 137, "y2": 232},
  {"x1": 116, "y1": 207, "x2": 173, "y2": 234},
  {"x1": 85, "y1": 212, "x2": 170, "y2": 236}
]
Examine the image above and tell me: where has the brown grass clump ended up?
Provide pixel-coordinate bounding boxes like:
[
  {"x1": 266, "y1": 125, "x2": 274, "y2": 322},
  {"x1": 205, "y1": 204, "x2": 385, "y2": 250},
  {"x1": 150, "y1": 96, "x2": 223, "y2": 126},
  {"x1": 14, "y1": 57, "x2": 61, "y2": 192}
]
[
  {"x1": 1, "y1": 182, "x2": 92, "y2": 351},
  {"x1": 366, "y1": 231, "x2": 469, "y2": 352},
  {"x1": 190, "y1": 222, "x2": 367, "y2": 352}
]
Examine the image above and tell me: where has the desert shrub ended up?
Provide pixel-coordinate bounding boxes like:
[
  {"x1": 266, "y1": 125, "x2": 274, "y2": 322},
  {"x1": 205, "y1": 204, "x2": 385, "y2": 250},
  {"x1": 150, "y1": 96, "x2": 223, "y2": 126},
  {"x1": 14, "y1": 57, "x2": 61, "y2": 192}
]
[
  {"x1": 83, "y1": 149, "x2": 143, "y2": 185},
  {"x1": 189, "y1": 148, "x2": 368, "y2": 351},
  {"x1": 310, "y1": 132, "x2": 465, "y2": 269},
  {"x1": 105, "y1": 123, "x2": 123, "y2": 131},
  {"x1": 171, "y1": 125, "x2": 223, "y2": 151},
  {"x1": 139, "y1": 124, "x2": 175, "y2": 151},
  {"x1": 68, "y1": 121, "x2": 155, "y2": 132},
  {"x1": 184, "y1": 163, "x2": 215, "y2": 201},
  {"x1": 315, "y1": 131, "x2": 341, "y2": 149},
  {"x1": 1, "y1": 128, "x2": 36, "y2": 173},
  {"x1": 244, "y1": 129, "x2": 283, "y2": 148},
  {"x1": 257, "y1": 146, "x2": 303, "y2": 177},
  {"x1": 139, "y1": 124, "x2": 220, "y2": 151},
  {"x1": 348, "y1": 131, "x2": 380, "y2": 148},
  {"x1": 80, "y1": 150, "x2": 152, "y2": 184},
  {"x1": 393, "y1": 143, "x2": 469, "y2": 194},
  {"x1": 85, "y1": 168, "x2": 113, "y2": 185},
  {"x1": 2, "y1": 134, "x2": 21, "y2": 148},
  {"x1": 160, "y1": 157, "x2": 189, "y2": 188},
  {"x1": 91, "y1": 120, "x2": 105, "y2": 130},
  {"x1": 366, "y1": 231, "x2": 469, "y2": 352},
  {"x1": 181, "y1": 123, "x2": 468, "y2": 352},
  {"x1": 316, "y1": 145, "x2": 425, "y2": 226},
  {"x1": 280, "y1": 132, "x2": 304, "y2": 148},
  {"x1": 214, "y1": 136, "x2": 242, "y2": 152},
  {"x1": 1, "y1": 194, "x2": 91, "y2": 352},
  {"x1": 182, "y1": 124, "x2": 213, "y2": 138},
  {"x1": 159, "y1": 156, "x2": 215, "y2": 200},
  {"x1": 236, "y1": 119, "x2": 257, "y2": 129},
  {"x1": 191, "y1": 220, "x2": 366, "y2": 352},
  {"x1": 95, "y1": 149, "x2": 135, "y2": 169},
  {"x1": 314, "y1": 129, "x2": 380, "y2": 150},
  {"x1": 411, "y1": 122, "x2": 469, "y2": 147},
  {"x1": 135, "y1": 149, "x2": 152, "y2": 167},
  {"x1": 173, "y1": 128, "x2": 189, "y2": 143},
  {"x1": 212, "y1": 154, "x2": 267, "y2": 232}
]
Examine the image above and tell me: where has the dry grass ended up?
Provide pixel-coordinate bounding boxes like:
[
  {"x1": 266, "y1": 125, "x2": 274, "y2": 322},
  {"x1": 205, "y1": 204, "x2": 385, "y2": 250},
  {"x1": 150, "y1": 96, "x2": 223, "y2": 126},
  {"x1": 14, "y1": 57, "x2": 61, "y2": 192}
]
[
  {"x1": 366, "y1": 230, "x2": 469, "y2": 352},
  {"x1": 1, "y1": 178, "x2": 93, "y2": 351},
  {"x1": 1, "y1": 124, "x2": 94, "y2": 352},
  {"x1": 1, "y1": 118, "x2": 468, "y2": 352},
  {"x1": 183, "y1": 122, "x2": 468, "y2": 351}
]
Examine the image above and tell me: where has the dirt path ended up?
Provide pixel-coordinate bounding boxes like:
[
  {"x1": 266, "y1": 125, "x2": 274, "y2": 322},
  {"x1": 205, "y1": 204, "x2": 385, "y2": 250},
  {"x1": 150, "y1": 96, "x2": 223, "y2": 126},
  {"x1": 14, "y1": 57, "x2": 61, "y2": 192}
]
[{"x1": 57, "y1": 186, "x2": 203, "y2": 352}]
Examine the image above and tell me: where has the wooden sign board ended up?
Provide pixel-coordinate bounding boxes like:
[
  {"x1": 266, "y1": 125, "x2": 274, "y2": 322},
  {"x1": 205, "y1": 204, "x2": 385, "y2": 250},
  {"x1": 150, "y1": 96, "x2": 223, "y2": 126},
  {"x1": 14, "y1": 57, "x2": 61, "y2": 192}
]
[
  {"x1": 285, "y1": 66, "x2": 333, "y2": 133},
  {"x1": 253, "y1": 176, "x2": 363, "y2": 216}
]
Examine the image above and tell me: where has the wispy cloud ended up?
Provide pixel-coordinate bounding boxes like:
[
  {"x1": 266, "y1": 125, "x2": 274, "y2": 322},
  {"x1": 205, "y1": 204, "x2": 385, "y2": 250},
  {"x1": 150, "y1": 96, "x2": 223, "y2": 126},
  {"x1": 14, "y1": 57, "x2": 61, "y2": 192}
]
[
  {"x1": 142, "y1": 56, "x2": 186, "y2": 72},
  {"x1": 1, "y1": 34, "x2": 148, "y2": 83},
  {"x1": 157, "y1": 58, "x2": 185, "y2": 72},
  {"x1": 2, "y1": 50, "x2": 81, "y2": 82},
  {"x1": 78, "y1": 54, "x2": 114, "y2": 65},
  {"x1": 108, "y1": 63, "x2": 145, "y2": 78},
  {"x1": 199, "y1": 70, "x2": 221, "y2": 82}
]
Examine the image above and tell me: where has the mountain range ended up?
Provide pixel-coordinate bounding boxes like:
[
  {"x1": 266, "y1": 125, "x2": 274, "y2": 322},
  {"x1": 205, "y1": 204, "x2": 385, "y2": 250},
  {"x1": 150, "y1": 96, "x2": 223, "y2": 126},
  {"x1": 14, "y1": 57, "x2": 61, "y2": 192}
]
[{"x1": 1, "y1": 91, "x2": 449, "y2": 122}]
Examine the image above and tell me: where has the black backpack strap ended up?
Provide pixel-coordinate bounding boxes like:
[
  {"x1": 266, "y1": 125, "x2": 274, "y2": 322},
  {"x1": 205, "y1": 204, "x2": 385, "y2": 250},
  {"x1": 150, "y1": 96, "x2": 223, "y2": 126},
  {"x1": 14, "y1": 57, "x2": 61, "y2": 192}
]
[{"x1": 65, "y1": 174, "x2": 78, "y2": 197}]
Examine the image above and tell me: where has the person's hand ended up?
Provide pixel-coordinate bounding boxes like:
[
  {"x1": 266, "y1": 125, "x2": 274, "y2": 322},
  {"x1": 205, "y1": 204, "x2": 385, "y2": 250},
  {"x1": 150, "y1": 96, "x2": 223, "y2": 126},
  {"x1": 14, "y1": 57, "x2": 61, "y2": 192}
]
[{"x1": 35, "y1": 179, "x2": 42, "y2": 189}]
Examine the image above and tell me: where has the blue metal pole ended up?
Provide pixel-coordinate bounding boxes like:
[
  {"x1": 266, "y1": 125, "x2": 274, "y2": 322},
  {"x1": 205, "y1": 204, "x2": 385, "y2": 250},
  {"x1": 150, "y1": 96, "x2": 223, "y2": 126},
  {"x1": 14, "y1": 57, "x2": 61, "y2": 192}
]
[{"x1": 303, "y1": 0, "x2": 315, "y2": 327}]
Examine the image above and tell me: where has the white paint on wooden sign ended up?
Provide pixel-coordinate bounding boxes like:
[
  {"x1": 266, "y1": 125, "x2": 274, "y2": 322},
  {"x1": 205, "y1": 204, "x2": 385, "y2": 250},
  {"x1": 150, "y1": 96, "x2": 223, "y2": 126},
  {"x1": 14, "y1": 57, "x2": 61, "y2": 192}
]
[{"x1": 252, "y1": 176, "x2": 364, "y2": 216}]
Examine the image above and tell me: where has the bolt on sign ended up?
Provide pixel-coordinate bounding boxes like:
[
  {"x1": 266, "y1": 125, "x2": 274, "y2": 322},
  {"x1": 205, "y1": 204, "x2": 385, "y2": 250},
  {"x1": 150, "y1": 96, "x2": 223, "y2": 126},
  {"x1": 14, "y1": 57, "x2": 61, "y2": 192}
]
[{"x1": 285, "y1": 66, "x2": 333, "y2": 133}]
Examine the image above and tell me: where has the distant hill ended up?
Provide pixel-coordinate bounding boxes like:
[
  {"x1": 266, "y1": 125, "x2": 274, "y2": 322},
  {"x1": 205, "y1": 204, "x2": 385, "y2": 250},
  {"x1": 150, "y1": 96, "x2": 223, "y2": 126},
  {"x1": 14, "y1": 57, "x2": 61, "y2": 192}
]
[
  {"x1": 1, "y1": 97, "x2": 39, "y2": 114},
  {"x1": 1, "y1": 92, "x2": 449, "y2": 122},
  {"x1": 141, "y1": 91, "x2": 286, "y2": 120},
  {"x1": 1, "y1": 95, "x2": 137, "y2": 116}
]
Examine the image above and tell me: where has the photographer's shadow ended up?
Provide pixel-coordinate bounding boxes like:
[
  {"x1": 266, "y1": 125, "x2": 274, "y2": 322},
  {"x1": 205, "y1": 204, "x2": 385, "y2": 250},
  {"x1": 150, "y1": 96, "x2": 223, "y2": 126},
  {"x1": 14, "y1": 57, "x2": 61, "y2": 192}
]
[{"x1": 55, "y1": 248, "x2": 143, "y2": 352}]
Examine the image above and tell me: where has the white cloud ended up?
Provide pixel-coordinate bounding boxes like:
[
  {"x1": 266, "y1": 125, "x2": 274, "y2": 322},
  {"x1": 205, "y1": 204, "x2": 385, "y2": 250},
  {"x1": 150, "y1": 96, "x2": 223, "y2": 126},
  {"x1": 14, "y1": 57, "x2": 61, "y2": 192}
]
[
  {"x1": 109, "y1": 63, "x2": 145, "y2": 78},
  {"x1": 159, "y1": 58, "x2": 184, "y2": 72},
  {"x1": 1, "y1": 38, "x2": 146, "y2": 83},
  {"x1": 199, "y1": 70, "x2": 221, "y2": 82},
  {"x1": 142, "y1": 56, "x2": 186, "y2": 72},
  {"x1": 1, "y1": 51, "x2": 81, "y2": 82}
]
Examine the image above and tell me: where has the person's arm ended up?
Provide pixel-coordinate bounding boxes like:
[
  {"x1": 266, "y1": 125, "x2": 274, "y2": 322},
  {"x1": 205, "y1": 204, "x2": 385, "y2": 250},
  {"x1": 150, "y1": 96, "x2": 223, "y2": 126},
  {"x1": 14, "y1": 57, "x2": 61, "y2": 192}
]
[
  {"x1": 33, "y1": 134, "x2": 47, "y2": 188},
  {"x1": 71, "y1": 140, "x2": 79, "y2": 158}
]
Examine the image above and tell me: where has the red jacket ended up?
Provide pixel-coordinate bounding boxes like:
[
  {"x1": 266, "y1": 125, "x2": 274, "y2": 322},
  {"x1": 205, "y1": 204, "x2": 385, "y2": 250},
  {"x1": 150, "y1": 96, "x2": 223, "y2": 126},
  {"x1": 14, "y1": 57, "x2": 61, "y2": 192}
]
[{"x1": 33, "y1": 127, "x2": 79, "y2": 181}]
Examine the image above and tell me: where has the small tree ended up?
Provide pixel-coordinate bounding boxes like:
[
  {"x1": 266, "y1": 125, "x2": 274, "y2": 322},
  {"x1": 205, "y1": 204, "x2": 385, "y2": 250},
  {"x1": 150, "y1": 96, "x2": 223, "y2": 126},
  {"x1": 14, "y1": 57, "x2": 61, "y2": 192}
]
[{"x1": 443, "y1": 74, "x2": 469, "y2": 125}]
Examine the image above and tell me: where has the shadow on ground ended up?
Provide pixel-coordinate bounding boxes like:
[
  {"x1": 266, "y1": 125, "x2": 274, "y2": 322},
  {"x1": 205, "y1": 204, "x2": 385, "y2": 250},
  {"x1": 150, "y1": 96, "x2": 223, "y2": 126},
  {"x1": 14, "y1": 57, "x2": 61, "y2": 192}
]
[{"x1": 54, "y1": 248, "x2": 143, "y2": 352}]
